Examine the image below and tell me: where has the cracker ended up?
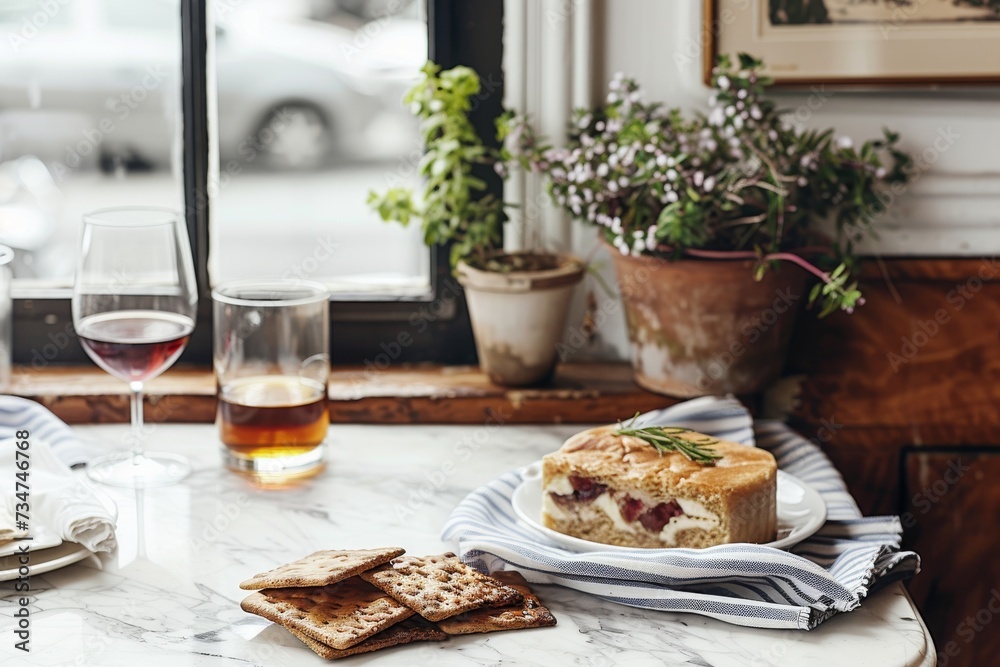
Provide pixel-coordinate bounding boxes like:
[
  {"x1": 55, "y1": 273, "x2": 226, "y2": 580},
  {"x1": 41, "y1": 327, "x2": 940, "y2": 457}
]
[
  {"x1": 240, "y1": 578, "x2": 414, "y2": 649},
  {"x1": 491, "y1": 570, "x2": 532, "y2": 587},
  {"x1": 239, "y1": 548, "x2": 404, "y2": 590},
  {"x1": 359, "y1": 553, "x2": 523, "y2": 622},
  {"x1": 436, "y1": 570, "x2": 557, "y2": 635},
  {"x1": 285, "y1": 617, "x2": 447, "y2": 660}
]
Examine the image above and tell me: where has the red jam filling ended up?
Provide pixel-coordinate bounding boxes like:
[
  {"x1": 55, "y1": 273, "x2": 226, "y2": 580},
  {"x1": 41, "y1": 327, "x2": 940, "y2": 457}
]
[
  {"x1": 550, "y1": 476, "x2": 686, "y2": 532},
  {"x1": 621, "y1": 496, "x2": 644, "y2": 523},
  {"x1": 569, "y1": 475, "x2": 607, "y2": 500},
  {"x1": 637, "y1": 499, "x2": 683, "y2": 533},
  {"x1": 550, "y1": 475, "x2": 607, "y2": 506}
]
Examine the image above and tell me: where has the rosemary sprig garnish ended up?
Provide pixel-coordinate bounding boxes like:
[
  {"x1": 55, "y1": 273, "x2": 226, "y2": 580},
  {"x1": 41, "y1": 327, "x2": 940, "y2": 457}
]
[{"x1": 614, "y1": 413, "x2": 722, "y2": 465}]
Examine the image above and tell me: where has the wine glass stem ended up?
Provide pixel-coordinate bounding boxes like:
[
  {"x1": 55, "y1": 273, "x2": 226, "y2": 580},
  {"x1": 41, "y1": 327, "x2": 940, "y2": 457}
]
[{"x1": 130, "y1": 381, "x2": 145, "y2": 460}]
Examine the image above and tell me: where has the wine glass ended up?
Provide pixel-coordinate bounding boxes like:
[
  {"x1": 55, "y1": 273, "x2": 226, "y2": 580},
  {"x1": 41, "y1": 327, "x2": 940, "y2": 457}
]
[{"x1": 72, "y1": 207, "x2": 198, "y2": 488}]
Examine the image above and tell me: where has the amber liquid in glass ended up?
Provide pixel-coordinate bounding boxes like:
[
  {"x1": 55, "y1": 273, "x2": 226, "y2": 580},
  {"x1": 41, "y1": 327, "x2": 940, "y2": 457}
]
[{"x1": 218, "y1": 375, "x2": 328, "y2": 460}]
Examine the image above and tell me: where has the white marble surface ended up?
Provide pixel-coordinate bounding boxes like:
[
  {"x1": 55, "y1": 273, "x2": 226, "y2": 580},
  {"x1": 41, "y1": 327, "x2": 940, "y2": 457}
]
[{"x1": 0, "y1": 423, "x2": 935, "y2": 666}]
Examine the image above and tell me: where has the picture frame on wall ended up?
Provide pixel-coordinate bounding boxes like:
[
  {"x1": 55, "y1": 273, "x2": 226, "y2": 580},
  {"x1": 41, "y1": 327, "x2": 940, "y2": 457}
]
[{"x1": 704, "y1": 0, "x2": 1000, "y2": 85}]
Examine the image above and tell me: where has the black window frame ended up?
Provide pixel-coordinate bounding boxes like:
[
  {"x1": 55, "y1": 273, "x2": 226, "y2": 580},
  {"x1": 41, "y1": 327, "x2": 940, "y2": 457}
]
[{"x1": 12, "y1": 0, "x2": 503, "y2": 368}]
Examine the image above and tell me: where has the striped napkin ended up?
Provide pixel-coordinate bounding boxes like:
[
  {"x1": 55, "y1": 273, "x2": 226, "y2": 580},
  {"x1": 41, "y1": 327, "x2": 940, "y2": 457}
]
[
  {"x1": 0, "y1": 396, "x2": 91, "y2": 467},
  {"x1": 441, "y1": 396, "x2": 919, "y2": 630}
]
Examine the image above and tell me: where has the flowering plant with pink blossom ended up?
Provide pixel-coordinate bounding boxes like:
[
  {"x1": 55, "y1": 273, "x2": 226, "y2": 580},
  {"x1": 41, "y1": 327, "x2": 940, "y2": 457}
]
[{"x1": 502, "y1": 54, "x2": 912, "y2": 316}]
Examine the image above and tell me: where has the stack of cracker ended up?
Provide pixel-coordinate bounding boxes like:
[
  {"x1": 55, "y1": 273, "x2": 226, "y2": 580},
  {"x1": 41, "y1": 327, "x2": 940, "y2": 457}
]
[{"x1": 239, "y1": 548, "x2": 556, "y2": 660}]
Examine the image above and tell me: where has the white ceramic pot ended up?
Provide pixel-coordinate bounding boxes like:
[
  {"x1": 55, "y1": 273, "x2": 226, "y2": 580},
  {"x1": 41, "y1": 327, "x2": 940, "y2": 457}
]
[{"x1": 456, "y1": 253, "x2": 585, "y2": 386}]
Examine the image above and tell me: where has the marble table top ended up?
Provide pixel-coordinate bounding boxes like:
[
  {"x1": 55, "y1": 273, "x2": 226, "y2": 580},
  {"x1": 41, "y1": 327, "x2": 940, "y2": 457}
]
[{"x1": 0, "y1": 423, "x2": 935, "y2": 666}]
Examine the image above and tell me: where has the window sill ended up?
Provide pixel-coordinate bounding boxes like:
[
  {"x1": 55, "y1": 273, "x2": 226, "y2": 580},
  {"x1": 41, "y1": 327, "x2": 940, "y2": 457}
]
[{"x1": 10, "y1": 363, "x2": 677, "y2": 425}]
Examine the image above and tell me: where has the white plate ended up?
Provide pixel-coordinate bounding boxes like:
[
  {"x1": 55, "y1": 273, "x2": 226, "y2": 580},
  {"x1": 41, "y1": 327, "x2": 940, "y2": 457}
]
[
  {"x1": 511, "y1": 463, "x2": 827, "y2": 552},
  {"x1": 0, "y1": 522, "x2": 62, "y2": 557},
  {"x1": 0, "y1": 482, "x2": 118, "y2": 581},
  {"x1": 0, "y1": 541, "x2": 98, "y2": 581}
]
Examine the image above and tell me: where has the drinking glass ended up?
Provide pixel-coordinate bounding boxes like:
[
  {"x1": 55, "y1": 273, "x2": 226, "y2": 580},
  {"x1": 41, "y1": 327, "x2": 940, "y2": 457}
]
[
  {"x1": 212, "y1": 280, "x2": 330, "y2": 482},
  {"x1": 72, "y1": 207, "x2": 198, "y2": 488}
]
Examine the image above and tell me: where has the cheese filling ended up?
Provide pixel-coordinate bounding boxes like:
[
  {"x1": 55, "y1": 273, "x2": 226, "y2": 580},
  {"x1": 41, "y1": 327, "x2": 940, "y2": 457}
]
[
  {"x1": 545, "y1": 474, "x2": 574, "y2": 496},
  {"x1": 593, "y1": 492, "x2": 636, "y2": 533}
]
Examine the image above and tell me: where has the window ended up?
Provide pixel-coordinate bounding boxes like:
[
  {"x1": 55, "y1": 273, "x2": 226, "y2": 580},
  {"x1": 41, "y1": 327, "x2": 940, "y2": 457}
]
[
  {"x1": 210, "y1": 0, "x2": 430, "y2": 294},
  {"x1": 4, "y1": 0, "x2": 503, "y2": 366},
  {"x1": 0, "y1": 0, "x2": 182, "y2": 287}
]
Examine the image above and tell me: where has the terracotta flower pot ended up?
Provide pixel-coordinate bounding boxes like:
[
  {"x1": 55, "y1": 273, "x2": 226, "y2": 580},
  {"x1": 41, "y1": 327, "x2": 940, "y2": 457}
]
[
  {"x1": 607, "y1": 248, "x2": 807, "y2": 397},
  {"x1": 457, "y1": 252, "x2": 585, "y2": 386}
]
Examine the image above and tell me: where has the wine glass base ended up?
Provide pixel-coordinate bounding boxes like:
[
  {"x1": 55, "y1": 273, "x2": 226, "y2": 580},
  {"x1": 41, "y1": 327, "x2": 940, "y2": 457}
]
[{"x1": 86, "y1": 451, "x2": 192, "y2": 488}]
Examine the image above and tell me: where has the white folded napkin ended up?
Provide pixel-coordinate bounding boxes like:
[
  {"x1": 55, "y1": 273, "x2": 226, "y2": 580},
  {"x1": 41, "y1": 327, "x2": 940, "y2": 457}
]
[{"x1": 1, "y1": 435, "x2": 117, "y2": 553}]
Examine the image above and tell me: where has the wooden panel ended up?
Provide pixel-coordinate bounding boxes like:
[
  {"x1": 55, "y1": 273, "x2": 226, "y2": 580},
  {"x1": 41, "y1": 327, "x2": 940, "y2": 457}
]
[
  {"x1": 790, "y1": 422, "x2": 1000, "y2": 451},
  {"x1": 787, "y1": 258, "x2": 1000, "y2": 661},
  {"x1": 10, "y1": 363, "x2": 676, "y2": 425},
  {"x1": 806, "y1": 429, "x2": 901, "y2": 516},
  {"x1": 789, "y1": 257, "x2": 1000, "y2": 431},
  {"x1": 325, "y1": 363, "x2": 677, "y2": 424},
  {"x1": 10, "y1": 366, "x2": 217, "y2": 425},
  {"x1": 787, "y1": 422, "x2": 1000, "y2": 515},
  {"x1": 904, "y1": 451, "x2": 1000, "y2": 667}
]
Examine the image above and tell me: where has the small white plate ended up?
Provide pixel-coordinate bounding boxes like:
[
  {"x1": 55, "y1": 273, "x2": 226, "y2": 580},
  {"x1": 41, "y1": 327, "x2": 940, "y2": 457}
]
[
  {"x1": 0, "y1": 481, "x2": 118, "y2": 581},
  {"x1": 0, "y1": 541, "x2": 97, "y2": 581},
  {"x1": 0, "y1": 522, "x2": 62, "y2": 557},
  {"x1": 511, "y1": 462, "x2": 827, "y2": 552}
]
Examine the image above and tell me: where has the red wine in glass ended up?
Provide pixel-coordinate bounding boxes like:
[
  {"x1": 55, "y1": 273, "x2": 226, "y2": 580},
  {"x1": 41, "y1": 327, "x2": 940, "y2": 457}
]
[
  {"x1": 72, "y1": 206, "x2": 198, "y2": 488},
  {"x1": 77, "y1": 310, "x2": 194, "y2": 383}
]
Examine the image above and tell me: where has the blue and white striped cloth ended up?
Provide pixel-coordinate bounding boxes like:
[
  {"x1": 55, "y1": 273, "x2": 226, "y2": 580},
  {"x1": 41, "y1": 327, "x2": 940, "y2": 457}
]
[
  {"x1": 0, "y1": 396, "x2": 90, "y2": 467},
  {"x1": 442, "y1": 396, "x2": 919, "y2": 630}
]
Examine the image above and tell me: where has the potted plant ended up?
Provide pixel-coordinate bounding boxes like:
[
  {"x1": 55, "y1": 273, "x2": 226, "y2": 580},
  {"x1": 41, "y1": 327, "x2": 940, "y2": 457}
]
[
  {"x1": 368, "y1": 63, "x2": 585, "y2": 387},
  {"x1": 503, "y1": 54, "x2": 912, "y2": 397}
]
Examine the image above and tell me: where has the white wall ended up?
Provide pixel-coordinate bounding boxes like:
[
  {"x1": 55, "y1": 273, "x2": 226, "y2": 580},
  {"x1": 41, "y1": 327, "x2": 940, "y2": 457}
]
[{"x1": 558, "y1": 0, "x2": 1000, "y2": 362}]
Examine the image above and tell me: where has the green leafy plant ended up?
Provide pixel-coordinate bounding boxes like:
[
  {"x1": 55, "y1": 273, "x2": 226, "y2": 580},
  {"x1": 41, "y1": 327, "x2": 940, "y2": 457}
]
[
  {"x1": 614, "y1": 413, "x2": 722, "y2": 465},
  {"x1": 368, "y1": 62, "x2": 504, "y2": 269},
  {"x1": 502, "y1": 53, "x2": 913, "y2": 316}
]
